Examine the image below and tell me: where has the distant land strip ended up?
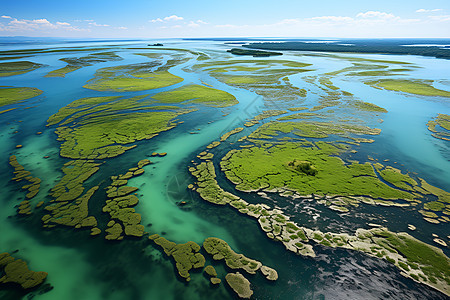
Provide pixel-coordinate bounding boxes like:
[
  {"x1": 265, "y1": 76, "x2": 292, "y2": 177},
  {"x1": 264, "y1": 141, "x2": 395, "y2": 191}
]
[{"x1": 244, "y1": 42, "x2": 450, "y2": 59}]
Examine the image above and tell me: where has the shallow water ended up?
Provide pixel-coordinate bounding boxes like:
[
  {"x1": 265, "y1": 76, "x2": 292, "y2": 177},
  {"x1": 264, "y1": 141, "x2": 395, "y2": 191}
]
[{"x1": 0, "y1": 39, "x2": 449, "y2": 299}]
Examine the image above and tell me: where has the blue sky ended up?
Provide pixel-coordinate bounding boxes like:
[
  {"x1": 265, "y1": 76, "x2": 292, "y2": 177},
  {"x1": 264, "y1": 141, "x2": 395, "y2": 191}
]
[{"x1": 1, "y1": 0, "x2": 449, "y2": 38}]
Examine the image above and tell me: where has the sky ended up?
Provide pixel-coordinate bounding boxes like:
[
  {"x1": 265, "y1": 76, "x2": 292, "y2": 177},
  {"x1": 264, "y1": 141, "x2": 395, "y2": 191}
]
[{"x1": 1, "y1": 0, "x2": 450, "y2": 39}]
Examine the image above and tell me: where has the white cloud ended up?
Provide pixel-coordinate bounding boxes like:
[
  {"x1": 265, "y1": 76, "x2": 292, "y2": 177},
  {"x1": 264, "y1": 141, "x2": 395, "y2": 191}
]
[
  {"x1": 164, "y1": 15, "x2": 183, "y2": 21},
  {"x1": 215, "y1": 24, "x2": 240, "y2": 28},
  {"x1": 0, "y1": 16, "x2": 85, "y2": 32},
  {"x1": 416, "y1": 8, "x2": 442, "y2": 13},
  {"x1": 356, "y1": 11, "x2": 396, "y2": 19},
  {"x1": 309, "y1": 16, "x2": 353, "y2": 22},
  {"x1": 116, "y1": 26, "x2": 128, "y2": 30},
  {"x1": 429, "y1": 15, "x2": 450, "y2": 21},
  {"x1": 197, "y1": 20, "x2": 208, "y2": 24},
  {"x1": 1, "y1": 15, "x2": 12, "y2": 19},
  {"x1": 32, "y1": 18, "x2": 51, "y2": 24},
  {"x1": 187, "y1": 21, "x2": 200, "y2": 28},
  {"x1": 89, "y1": 22, "x2": 110, "y2": 27},
  {"x1": 150, "y1": 18, "x2": 163, "y2": 23}
]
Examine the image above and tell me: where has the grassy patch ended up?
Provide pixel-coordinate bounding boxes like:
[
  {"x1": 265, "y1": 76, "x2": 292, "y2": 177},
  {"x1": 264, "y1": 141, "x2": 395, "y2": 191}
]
[
  {"x1": 0, "y1": 86, "x2": 43, "y2": 107},
  {"x1": 0, "y1": 61, "x2": 42, "y2": 77},
  {"x1": 152, "y1": 84, "x2": 238, "y2": 107},
  {"x1": 84, "y1": 63, "x2": 183, "y2": 92},
  {"x1": 366, "y1": 79, "x2": 450, "y2": 97}
]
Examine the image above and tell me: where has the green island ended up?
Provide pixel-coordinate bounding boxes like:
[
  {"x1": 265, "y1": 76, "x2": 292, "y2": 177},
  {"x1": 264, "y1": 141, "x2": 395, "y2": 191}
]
[
  {"x1": 348, "y1": 100, "x2": 387, "y2": 113},
  {"x1": 0, "y1": 61, "x2": 43, "y2": 77},
  {"x1": 149, "y1": 234, "x2": 206, "y2": 282},
  {"x1": 189, "y1": 148, "x2": 450, "y2": 295},
  {"x1": 225, "y1": 272, "x2": 253, "y2": 299},
  {"x1": 203, "y1": 237, "x2": 278, "y2": 280},
  {"x1": 152, "y1": 84, "x2": 238, "y2": 107},
  {"x1": 83, "y1": 62, "x2": 184, "y2": 92},
  {"x1": 8, "y1": 155, "x2": 41, "y2": 215},
  {"x1": 45, "y1": 51, "x2": 122, "y2": 77},
  {"x1": 227, "y1": 48, "x2": 283, "y2": 57},
  {"x1": 0, "y1": 253, "x2": 47, "y2": 289},
  {"x1": 366, "y1": 79, "x2": 450, "y2": 97},
  {"x1": 103, "y1": 159, "x2": 151, "y2": 240},
  {"x1": 427, "y1": 114, "x2": 450, "y2": 141},
  {"x1": 192, "y1": 59, "x2": 311, "y2": 103},
  {"x1": 0, "y1": 86, "x2": 43, "y2": 108}
]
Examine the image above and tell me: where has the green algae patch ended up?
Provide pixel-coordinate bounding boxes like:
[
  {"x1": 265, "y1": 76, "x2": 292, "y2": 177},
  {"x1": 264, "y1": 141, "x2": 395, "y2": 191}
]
[
  {"x1": 152, "y1": 84, "x2": 238, "y2": 107},
  {"x1": 248, "y1": 121, "x2": 380, "y2": 140},
  {"x1": 83, "y1": 63, "x2": 183, "y2": 92},
  {"x1": 9, "y1": 155, "x2": 41, "y2": 201},
  {"x1": 0, "y1": 61, "x2": 42, "y2": 77},
  {"x1": 190, "y1": 145, "x2": 450, "y2": 295},
  {"x1": 204, "y1": 265, "x2": 218, "y2": 277},
  {"x1": 0, "y1": 253, "x2": 47, "y2": 289},
  {"x1": 203, "y1": 237, "x2": 278, "y2": 281},
  {"x1": 46, "y1": 94, "x2": 192, "y2": 159},
  {"x1": 427, "y1": 114, "x2": 450, "y2": 141},
  {"x1": 372, "y1": 230, "x2": 450, "y2": 290},
  {"x1": 193, "y1": 59, "x2": 311, "y2": 103},
  {"x1": 45, "y1": 52, "x2": 122, "y2": 78},
  {"x1": 43, "y1": 186, "x2": 99, "y2": 229},
  {"x1": 221, "y1": 127, "x2": 244, "y2": 141},
  {"x1": 225, "y1": 272, "x2": 253, "y2": 299},
  {"x1": 103, "y1": 161, "x2": 148, "y2": 240},
  {"x1": 244, "y1": 110, "x2": 288, "y2": 127},
  {"x1": 203, "y1": 237, "x2": 262, "y2": 274},
  {"x1": 150, "y1": 235, "x2": 205, "y2": 282},
  {"x1": 367, "y1": 79, "x2": 450, "y2": 97},
  {"x1": 277, "y1": 112, "x2": 320, "y2": 121},
  {"x1": 0, "y1": 86, "x2": 43, "y2": 107},
  {"x1": 349, "y1": 100, "x2": 387, "y2": 113},
  {"x1": 190, "y1": 161, "x2": 240, "y2": 205}
]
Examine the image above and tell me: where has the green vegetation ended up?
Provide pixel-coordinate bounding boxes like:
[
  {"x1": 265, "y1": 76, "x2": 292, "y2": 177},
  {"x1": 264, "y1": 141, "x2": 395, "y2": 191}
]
[
  {"x1": 225, "y1": 273, "x2": 253, "y2": 299},
  {"x1": 84, "y1": 63, "x2": 183, "y2": 92},
  {"x1": 152, "y1": 84, "x2": 238, "y2": 107},
  {"x1": 0, "y1": 86, "x2": 43, "y2": 107},
  {"x1": 0, "y1": 253, "x2": 48, "y2": 289},
  {"x1": 203, "y1": 237, "x2": 262, "y2": 274},
  {"x1": 103, "y1": 160, "x2": 150, "y2": 240},
  {"x1": 244, "y1": 41, "x2": 450, "y2": 59},
  {"x1": 427, "y1": 114, "x2": 450, "y2": 141},
  {"x1": 374, "y1": 230, "x2": 450, "y2": 286},
  {"x1": 193, "y1": 59, "x2": 311, "y2": 103},
  {"x1": 0, "y1": 61, "x2": 42, "y2": 77},
  {"x1": 286, "y1": 160, "x2": 318, "y2": 176},
  {"x1": 349, "y1": 100, "x2": 387, "y2": 113},
  {"x1": 245, "y1": 110, "x2": 288, "y2": 127},
  {"x1": 221, "y1": 127, "x2": 244, "y2": 141},
  {"x1": 277, "y1": 112, "x2": 320, "y2": 120},
  {"x1": 366, "y1": 79, "x2": 450, "y2": 97},
  {"x1": 189, "y1": 145, "x2": 450, "y2": 294},
  {"x1": 227, "y1": 48, "x2": 282, "y2": 57},
  {"x1": 149, "y1": 234, "x2": 205, "y2": 282},
  {"x1": 45, "y1": 52, "x2": 122, "y2": 77},
  {"x1": 47, "y1": 95, "x2": 191, "y2": 160},
  {"x1": 247, "y1": 121, "x2": 380, "y2": 140},
  {"x1": 9, "y1": 155, "x2": 41, "y2": 201},
  {"x1": 221, "y1": 141, "x2": 416, "y2": 198}
]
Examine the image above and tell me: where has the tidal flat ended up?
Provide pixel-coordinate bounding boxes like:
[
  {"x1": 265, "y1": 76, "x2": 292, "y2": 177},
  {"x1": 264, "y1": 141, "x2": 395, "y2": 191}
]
[{"x1": 0, "y1": 39, "x2": 449, "y2": 300}]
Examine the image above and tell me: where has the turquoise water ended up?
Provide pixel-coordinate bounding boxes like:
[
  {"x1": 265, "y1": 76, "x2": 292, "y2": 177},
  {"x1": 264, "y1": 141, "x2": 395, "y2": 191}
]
[{"x1": 0, "y1": 39, "x2": 449, "y2": 299}]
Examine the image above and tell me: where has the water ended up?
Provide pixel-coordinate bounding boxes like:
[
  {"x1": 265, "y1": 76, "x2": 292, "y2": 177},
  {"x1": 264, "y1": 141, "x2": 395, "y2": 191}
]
[{"x1": 0, "y1": 38, "x2": 449, "y2": 299}]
